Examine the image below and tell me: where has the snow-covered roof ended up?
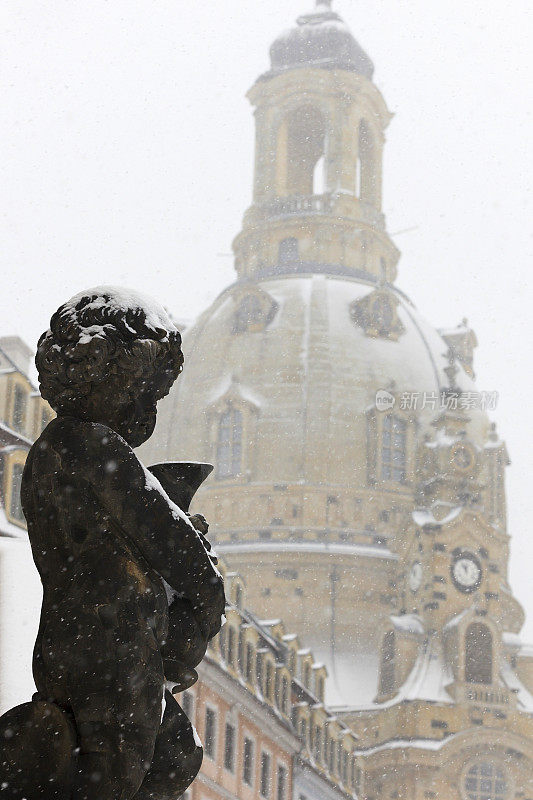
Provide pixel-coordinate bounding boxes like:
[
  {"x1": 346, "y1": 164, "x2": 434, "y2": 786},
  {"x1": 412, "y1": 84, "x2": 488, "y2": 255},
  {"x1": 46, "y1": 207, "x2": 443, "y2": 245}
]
[
  {"x1": 443, "y1": 609, "x2": 471, "y2": 632},
  {"x1": 333, "y1": 637, "x2": 454, "y2": 714},
  {"x1": 501, "y1": 660, "x2": 533, "y2": 714},
  {"x1": 258, "y1": 619, "x2": 282, "y2": 628},
  {"x1": 439, "y1": 325, "x2": 471, "y2": 337},
  {"x1": 390, "y1": 614, "x2": 425, "y2": 636},
  {"x1": 502, "y1": 631, "x2": 522, "y2": 649},
  {"x1": 396, "y1": 639, "x2": 454, "y2": 706},
  {"x1": 0, "y1": 445, "x2": 26, "y2": 455},
  {"x1": 355, "y1": 734, "x2": 456, "y2": 756},
  {"x1": 326, "y1": 650, "x2": 380, "y2": 708},
  {"x1": 0, "y1": 421, "x2": 32, "y2": 447},
  {"x1": 412, "y1": 505, "x2": 463, "y2": 528},
  {"x1": 207, "y1": 375, "x2": 263, "y2": 410},
  {"x1": 217, "y1": 541, "x2": 398, "y2": 561},
  {"x1": 282, "y1": 633, "x2": 298, "y2": 643},
  {"x1": 0, "y1": 507, "x2": 27, "y2": 539}
]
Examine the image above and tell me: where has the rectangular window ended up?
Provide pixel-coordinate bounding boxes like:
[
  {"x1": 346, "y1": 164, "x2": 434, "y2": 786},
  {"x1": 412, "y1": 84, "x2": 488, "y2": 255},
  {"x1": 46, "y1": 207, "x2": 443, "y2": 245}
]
[
  {"x1": 265, "y1": 662, "x2": 274, "y2": 700},
  {"x1": 256, "y1": 653, "x2": 264, "y2": 690},
  {"x1": 224, "y1": 722, "x2": 235, "y2": 772},
  {"x1": 227, "y1": 627, "x2": 236, "y2": 667},
  {"x1": 238, "y1": 630, "x2": 245, "y2": 672},
  {"x1": 314, "y1": 726, "x2": 322, "y2": 763},
  {"x1": 12, "y1": 385, "x2": 27, "y2": 433},
  {"x1": 204, "y1": 707, "x2": 216, "y2": 759},
  {"x1": 219, "y1": 625, "x2": 227, "y2": 660},
  {"x1": 9, "y1": 463, "x2": 24, "y2": 522},
  {"x1": 243, "y1": 736, "x2": 254, "y2": 786},
  {"x1": 342, "y1": 749, "x2": 348, "y2": 783},
  {"x1": 181, "y1": 691, "x2": 193, "y2": 721},
  {"x1": 279, "y1": 237, "x2": 299, "y2": 265},
  {"x1": 276, "y1": 765, "x2": 287, "y2": 800},
  {"x1": 245, "y1": 642, "x2": 254, "y2": 682},
  {"x1": 353, "y1": 763, "x2": 362, "y2": 791},
  {"x1": 381, "y1": 415, "x2": 407, "y2": 483},
  {"x1": 260, "y1": 752, "x2": 271, "y2": 798},
  {"x1": 328, "y1": 737, "x2": 335, "y2": 773}
]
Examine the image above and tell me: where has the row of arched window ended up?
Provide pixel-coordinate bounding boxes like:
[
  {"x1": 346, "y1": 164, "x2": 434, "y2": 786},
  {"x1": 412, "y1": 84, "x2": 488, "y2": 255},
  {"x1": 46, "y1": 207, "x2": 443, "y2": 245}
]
[{"x1": 215, "y1": 405, "x2": 409, "y2": 484}]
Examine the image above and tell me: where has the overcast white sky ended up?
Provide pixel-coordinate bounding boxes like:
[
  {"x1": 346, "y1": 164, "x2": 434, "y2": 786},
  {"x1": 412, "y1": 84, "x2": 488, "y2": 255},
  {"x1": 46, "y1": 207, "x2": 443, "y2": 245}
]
[{"x1": 2, "y1": 1, "x2": 532, "y2": 635}]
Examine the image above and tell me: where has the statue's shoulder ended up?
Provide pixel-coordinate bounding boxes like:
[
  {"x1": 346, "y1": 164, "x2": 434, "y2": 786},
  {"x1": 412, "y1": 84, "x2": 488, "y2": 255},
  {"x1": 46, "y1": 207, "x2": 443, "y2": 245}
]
[{"x1": 38, "y1": 417, "x2": 132, "y2": 460}]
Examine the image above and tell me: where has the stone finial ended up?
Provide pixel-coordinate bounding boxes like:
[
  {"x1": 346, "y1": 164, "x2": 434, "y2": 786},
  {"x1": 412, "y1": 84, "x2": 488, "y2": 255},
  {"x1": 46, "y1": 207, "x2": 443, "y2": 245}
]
[{"x1": 444, "y1": 347, "x2": 459, "y2": 390}]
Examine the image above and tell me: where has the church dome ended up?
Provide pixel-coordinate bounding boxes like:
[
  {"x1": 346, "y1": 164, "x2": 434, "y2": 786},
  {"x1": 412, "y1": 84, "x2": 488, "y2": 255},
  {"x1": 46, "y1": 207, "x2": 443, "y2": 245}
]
[
  {"x1": 143, "y1": 274, "x2": 488, "y2": 482},
  {"x1": 269, "y1": 2, "x2": 374, "y2": 79}
]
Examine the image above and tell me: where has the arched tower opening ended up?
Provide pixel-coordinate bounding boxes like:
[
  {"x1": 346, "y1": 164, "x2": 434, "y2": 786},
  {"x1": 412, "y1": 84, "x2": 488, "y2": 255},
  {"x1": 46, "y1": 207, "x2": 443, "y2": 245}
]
[
  {"x1": 379, "y1": 630, "x2": 395, "y2": 695},
  {"x1": 357, "y1": 119, "x2": 378, "y2": 206},
  {"x1": 277, "y1": 105, "x2": 326, "y2": 197},
  {"x1": 465, "y1": 622, "x2": 493, "y2": 684}
]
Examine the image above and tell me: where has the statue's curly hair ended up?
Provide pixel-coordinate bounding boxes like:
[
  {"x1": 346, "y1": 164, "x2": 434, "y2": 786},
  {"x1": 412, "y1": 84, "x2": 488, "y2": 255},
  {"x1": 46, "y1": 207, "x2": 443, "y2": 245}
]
[{"x1": 36, "y1": 287, "x2": 183, "y2": 418}]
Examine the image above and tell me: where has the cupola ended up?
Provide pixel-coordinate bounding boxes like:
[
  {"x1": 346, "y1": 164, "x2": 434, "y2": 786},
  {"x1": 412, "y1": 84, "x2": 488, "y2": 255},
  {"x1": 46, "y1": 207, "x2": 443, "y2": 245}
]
[{"x1": 269, "y1": 1, "x2": 374, "y2": 78}]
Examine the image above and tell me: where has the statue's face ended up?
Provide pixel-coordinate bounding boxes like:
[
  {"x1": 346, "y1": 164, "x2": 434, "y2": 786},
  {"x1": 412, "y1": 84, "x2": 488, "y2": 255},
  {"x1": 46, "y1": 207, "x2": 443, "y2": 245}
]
[
  {"x1": 110, "y1": 391, "x2": 158, "y2": 448},
  {"x1": 104, "y1": 369, "x2": 178, "y2": 447}
]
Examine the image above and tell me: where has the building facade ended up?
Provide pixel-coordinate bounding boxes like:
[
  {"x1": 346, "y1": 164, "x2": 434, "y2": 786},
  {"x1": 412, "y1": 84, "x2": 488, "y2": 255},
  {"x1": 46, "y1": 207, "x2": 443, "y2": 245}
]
[
  {"x1": 0, "y1": 336, "x2": 52, "y2": 711},
  {"x1": 181, "y1": 565, "x2": 360, "y2": 800},
  {"x1": 0, "y1": 335, "x2": 53, "y2": 535},
  {"x1": 140, "y1": 1, "x2": 533, "y2": 796}
]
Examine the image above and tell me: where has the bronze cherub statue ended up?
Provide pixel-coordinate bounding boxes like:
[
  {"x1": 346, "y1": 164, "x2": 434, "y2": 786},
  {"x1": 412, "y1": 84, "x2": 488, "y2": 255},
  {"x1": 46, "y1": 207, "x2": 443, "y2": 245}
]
[{"x1": 0, "y1": 287, "x2": 225, "y2": 799}]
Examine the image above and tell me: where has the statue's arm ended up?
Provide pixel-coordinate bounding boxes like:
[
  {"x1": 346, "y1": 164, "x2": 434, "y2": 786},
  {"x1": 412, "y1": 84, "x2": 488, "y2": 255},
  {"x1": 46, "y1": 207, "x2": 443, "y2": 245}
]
[{"x1": 56, "y1": 419, "x2": 224, "y2": 639}]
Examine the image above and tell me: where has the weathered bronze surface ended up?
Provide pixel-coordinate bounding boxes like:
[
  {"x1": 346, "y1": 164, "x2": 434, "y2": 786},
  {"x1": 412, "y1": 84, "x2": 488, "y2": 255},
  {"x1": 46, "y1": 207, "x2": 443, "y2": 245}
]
[{"x1": 0, "y1": 288, "x2": 225, "y2": 799}]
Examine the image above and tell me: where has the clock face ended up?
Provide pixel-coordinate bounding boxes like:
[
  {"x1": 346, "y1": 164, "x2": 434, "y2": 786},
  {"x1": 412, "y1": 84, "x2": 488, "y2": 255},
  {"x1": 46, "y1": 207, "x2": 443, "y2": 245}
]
[
  {"x1": 451, "y1": 443, "x2": 475, "y2": 473},
  {"x1": 451, "y1": 552, "x2": 482, "y2": 593},
  {"x1": 409, "y1": 561, "x2": 423, "y2": 593}
]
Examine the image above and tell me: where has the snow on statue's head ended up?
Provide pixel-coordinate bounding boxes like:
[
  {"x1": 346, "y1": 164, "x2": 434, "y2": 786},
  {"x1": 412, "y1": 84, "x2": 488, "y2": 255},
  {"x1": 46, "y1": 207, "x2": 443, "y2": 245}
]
[{"x1": 36, "y1": 286, "x2": 183, "y2": 447}]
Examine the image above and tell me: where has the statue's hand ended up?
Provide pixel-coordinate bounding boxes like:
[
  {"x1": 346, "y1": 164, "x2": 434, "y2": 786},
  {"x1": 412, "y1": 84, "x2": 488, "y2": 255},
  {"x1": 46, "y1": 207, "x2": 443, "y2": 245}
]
[
  {"x1": 187, "y1": 513, "x2": 208, "y2": 535},
  {"x1": 186, "y1": 513, "x2": 214, "y2": 557},
  {"x1": 193, "y1": 571, "x2": 226, "y2": 642}
]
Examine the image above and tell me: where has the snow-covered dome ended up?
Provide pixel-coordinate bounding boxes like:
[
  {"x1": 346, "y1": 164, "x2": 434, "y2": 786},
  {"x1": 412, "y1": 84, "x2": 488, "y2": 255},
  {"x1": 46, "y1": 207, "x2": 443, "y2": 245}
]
[
  {"x1": 142, "y1": 273, "x2": 488, "y2": 481},
  {"x1": 269, "y1": 2, "x2": 374, "y2": 79}
]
